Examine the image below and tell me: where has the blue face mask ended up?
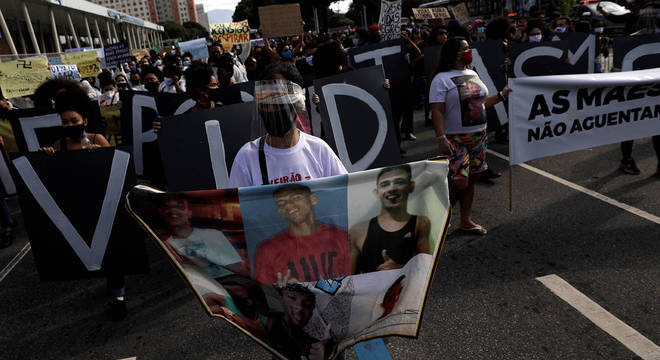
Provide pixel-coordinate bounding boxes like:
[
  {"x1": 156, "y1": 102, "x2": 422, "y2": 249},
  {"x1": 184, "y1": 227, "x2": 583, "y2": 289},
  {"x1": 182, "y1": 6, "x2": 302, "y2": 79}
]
[
  {"x1": 281, "y1": 50, "x2": 292, "y2": 59},
  {"x1": 183, "y1": 60, "x2": 191, "y2": 66}
]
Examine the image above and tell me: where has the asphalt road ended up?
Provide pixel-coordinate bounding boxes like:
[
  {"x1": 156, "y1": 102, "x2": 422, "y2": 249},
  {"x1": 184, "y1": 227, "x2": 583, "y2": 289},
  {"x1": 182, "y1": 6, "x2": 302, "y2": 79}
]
[{"x1": 1, "y1": 110, "x2": 658, "y2": 360}]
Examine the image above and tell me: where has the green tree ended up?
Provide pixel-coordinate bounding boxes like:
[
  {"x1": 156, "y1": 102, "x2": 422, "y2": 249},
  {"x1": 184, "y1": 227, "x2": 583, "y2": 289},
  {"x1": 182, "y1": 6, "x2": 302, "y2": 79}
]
[
  {"x1": 555, "y1": 0, "x2": 576, "y2": 16},
  {"x1": 183, "y1": 21, "x2": 210, "y2": 40},
  {"x1": 160, "y1": 21, "x2": 188, "y2": 41},
  {"x1": 328, "y1": 11, "x2": 355, "y2": 29}
]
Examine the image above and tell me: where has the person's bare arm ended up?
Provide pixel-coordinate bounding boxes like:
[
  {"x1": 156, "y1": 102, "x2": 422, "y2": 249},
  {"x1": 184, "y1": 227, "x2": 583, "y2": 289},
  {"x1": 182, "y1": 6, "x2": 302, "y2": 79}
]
[
  {"x1": 431, "y1": 102, "x2": 452, "y2": 155},
  {"x1": 484, "y1": 86, "x2": 511, "y2": 109},
  {"x1": 415, "y1": 216, "x2": 431, "y2": 254},
  {"x1": 348, "y1": 221, "x2": 368, "y2": 274}
]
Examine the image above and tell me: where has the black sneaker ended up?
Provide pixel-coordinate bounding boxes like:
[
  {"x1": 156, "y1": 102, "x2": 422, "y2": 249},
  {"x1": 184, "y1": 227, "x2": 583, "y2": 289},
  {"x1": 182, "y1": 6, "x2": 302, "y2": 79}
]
[
  {"x1": 619, "y1": 158, "x2": 640, "y2": 175},
  {"x1": 108, "y1": 298, "x2": 128, "y2": 321},
  {"x1": 402, "y1": 133, "x2": 417, "y2": 141}
]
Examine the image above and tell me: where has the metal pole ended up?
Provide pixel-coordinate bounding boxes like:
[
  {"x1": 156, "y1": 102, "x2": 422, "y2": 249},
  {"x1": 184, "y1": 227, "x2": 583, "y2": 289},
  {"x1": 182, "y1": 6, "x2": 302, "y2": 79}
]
[
  {"x1": 22, "y1": 2, "x2": 41, "y2": 54},
  {"x1": 0, "y1": 9, "x2": 18, "y2": 55},
  {"x1": 363, "y1": 4, "x2": 368, "y2": 29},
  {"x1": 49, "y1": 7, "x2": 61, "y2": 53},
  {"x1": 84, "y1": 17, "x2": 93, "y2": 48},
  {"x1": 66, "y1": 11, "x2": 80, "y2": 48},
  {"x1": 94, "y1": 18, "x2": 103, "y2": 47}
]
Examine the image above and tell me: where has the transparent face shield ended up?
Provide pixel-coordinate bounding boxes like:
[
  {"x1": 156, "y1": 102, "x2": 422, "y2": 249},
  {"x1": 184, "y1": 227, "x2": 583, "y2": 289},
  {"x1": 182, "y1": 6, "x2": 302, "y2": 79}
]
[{"x1": 252, "y1": 79, "x2": 307, "y2": 139}]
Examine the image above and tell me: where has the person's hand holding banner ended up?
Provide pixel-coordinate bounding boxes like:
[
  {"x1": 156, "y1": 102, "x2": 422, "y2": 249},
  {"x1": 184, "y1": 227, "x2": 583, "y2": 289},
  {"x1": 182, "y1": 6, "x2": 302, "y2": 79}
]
[
  {"x1": 0, "y1": 57, "x2": 50, "y2": 98},
  {"x1": 61, "y1": 50, "x2": 101, "y2": 78}
]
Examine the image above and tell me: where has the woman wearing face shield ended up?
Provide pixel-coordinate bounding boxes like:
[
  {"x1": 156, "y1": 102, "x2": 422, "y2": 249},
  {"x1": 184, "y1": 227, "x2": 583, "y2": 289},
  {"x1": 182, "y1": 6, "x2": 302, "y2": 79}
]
[{"x1": 228, "y1": 78, "x2": 347, "y2": 188}]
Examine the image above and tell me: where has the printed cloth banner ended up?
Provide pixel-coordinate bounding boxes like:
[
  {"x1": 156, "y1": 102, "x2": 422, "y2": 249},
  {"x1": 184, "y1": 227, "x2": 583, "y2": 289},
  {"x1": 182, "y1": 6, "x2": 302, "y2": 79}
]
[
  {"x1": 211, "y1": 20, "x2": 250, "y2": 45},
  {"x1": 60, "y1": 50, "x2": 101, "y2": 78},
  {"x1": 379, "y1": 0, "x2": 402, "y2": 41},
  {"x1": 508, "y1": 68, "x2": 660, "y2": 165},
  {"x1": 127, "y1": 159, "x2": 450, "y2": 359},
  {"x1": 0, "y1": 57, "x2": 50, "y2": 98},
  {"x1": 50, "y1": 64, "x2": 81, "y2": 81},
  {"x1": 178, "y1": 38, "x2": 210, "y2": 60}
]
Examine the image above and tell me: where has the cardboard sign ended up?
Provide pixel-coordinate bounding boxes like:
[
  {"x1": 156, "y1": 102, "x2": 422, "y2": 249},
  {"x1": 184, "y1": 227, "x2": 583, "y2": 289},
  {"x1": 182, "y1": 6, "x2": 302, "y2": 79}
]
[
  {"x1": 211, "y1": 20, "x2": 250, "y2": 45},
  {"x1": 509, "y1": 68, "x2": 660, "y2": 165},
  {"x1": 412, "y1": 7, "x2": 450, "y2": 20},
  {"x1": 450, "y1": 3, "x2": 470, "y2": 24},
  {"x1": 178, "y1": 38, "x2": 210, "y2": 60},
  {"x1": 104, "y1": 41, "x2": 132, "y2": 68},
  {"x1": 8, "y1": 105, "x2": 105, "y2": 152},
  {"x1": 119, "y1": 91, "x2": 195, "y2": 178},
  {"x1": 12, "y1": 148, "x2": 148, "y2": 281},
  {"x1": 0, "y1": 57, "x2": 50, "y2": 98},
  {"x1": 509, "y1": 33, "x2": 595, "y2": 77},
  {"x1": 158, "y1": 102, "x2": 256, "y2": 191},
  {"x1": 127, "y1": 159, "x2": 450, "y2": 359},
  {"x1": 258, "y1": 4, "x2": 304, "y2": 38},
  {"x1": 379, "y1": 0, "x2": 402, "y2": 41},
  {"x1": 131, "y1": 49, "x2": 150, "y2": 59},
  {"x1": 315, "y1": 65, "x2": 402, "y2": 172},
  {"x1": 50, "y1": 64, "x2": 81, "y2": 81},
  {"x1": 613, "y1": 33, "x2": 660, "y2": 71},
  {"x1": 60, "y1": 50, "x2": 101, "y2": 78}
]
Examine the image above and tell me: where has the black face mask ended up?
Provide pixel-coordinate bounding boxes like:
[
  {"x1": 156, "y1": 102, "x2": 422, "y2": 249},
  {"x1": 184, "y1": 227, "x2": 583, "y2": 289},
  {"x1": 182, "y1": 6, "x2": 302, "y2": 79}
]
[
  {"x1": 63, "y1": 124, "x2": 84, "y2": 139},
  {"x1": 261, "y1": 108, "x2": 295, "y2": 137},
  {"x1": 145, "y1": 81, "x2": 160, "y2": 92}
]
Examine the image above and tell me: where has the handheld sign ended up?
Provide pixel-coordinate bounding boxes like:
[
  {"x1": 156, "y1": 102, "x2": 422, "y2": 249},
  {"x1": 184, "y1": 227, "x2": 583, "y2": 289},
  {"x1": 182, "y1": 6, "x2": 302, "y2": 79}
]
[
  {"x1": 12, "y1": 148, "x2": 148, "y2": 281},
  {"x1": 613, "y1": 33, "x2": 660, "y2": 71},
  {"x1": 412, "y1": 7, "x2": 450, "y2": 20},
  {"x1": 50, "y1": 64, "x2": 81, "y2": 81},
  {"x1": 450, "y1": 3, "x2": 471, "y2": 24},
  {"x1": 509, "y1": 33, "x2": 596, "y2": 77},
  {"x1": 258, "y1": 4, "x2": 304, "y2": 38},
  {"x1": 178, "y1": 38, "x2": 210, "y2": 60},
  {"x1": 104, "y1": 41, "x2": 132, "y2": 68},
  {"x1": 211, "y1": 20, "x2": 250, "y2": 45},
  {"x1": 61, "y1": 50, "x2": 101, "y2": 78},
  {"x1": 127, "y1": 159, "x2": 450, "y2": 360},
  {"x1": 315, "y1": 65, "x2": 402, "y2": 172},
  {"x1": 379, "y1": 0, "x2": 402, "y2": 41},
  {"x1": 0, "y1": 57, "x2": 50, "y2": 98}
]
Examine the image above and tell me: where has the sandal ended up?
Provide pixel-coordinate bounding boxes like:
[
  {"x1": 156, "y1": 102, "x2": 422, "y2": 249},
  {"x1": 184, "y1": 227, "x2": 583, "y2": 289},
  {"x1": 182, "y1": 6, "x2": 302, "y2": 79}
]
[{"x1": 459, "y1": 224, "x2": 487, "y2": 235}]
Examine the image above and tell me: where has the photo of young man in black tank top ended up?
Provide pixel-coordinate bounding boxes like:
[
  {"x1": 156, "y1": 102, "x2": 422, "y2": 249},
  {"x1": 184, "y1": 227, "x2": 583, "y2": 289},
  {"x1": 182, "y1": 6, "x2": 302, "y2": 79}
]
[{"x1": 349, "y1": 165, "x2": 431, "y2": 274}]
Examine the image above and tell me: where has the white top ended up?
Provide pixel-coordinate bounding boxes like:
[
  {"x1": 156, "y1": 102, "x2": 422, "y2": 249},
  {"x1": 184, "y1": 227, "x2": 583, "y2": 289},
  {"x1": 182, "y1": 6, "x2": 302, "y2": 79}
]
[
  {"x1": 159, "y1": 77, "x2": 186, "y2": 94},
  {"x1": 228, "y1": 130, "x2": 348, "y2": 188},
  {"x1": 429, "y1": 69, "x2": 488, "y2": 134},
  {"x1": 231, "y1": 62, "x2": 249, "y2": 84},
  {"x1": 166, "y1": 227, "x2": 241, "y2": 278}
]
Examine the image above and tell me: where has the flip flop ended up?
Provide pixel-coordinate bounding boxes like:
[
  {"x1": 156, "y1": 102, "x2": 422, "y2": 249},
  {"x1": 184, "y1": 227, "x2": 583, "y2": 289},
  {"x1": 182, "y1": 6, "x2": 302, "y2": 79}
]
[{"x1": 459, "y1": 224, "x2": 487, "y2": 235}]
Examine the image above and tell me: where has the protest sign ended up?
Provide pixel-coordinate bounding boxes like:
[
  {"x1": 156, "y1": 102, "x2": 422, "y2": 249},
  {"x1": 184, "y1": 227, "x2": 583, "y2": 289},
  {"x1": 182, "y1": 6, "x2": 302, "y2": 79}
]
[
  {"x1": 509, "y1": 33, "x2": 595, "y2": 77},
  {"x1": 12, "y1": 148, "x2": 148, "y2": 281},
  {"x1": 258, "y1": 4, "x2": 304, "y2": 38},
  {"x1": 60, "y1": 50, "x2": 101, "y2": 78},
  {"x1": 65, "y1": 47, "x2": 92, "y2": 53},
  {"x1": 471, "y1": 40, "x2": 509, "y2": 125},
  {"x1": 0, "y1": 57, "x2": 50, "y2": 98},
  {"x1": 127, "y1": 158, "x2": 450, "y2": 359},
  {"x1": 8, "y1": 105, "x2": 105, "y2": 152},
  {"x1": 450, "y1": 3, "x2": 470, "y2": 24},
  {"x1": 613, "y1": 34, "x2": 660, "y2": 71},
  {"x1": 412, "y1": 7, "x2": 450, "y2": 20},
  {"x1": 0, "y1": 142, "x2": 16, "y2": 197},
  {"x1": 211, "y1": 20, "x2": 250, "y2": 45},
  {"x1": 348, "y1": 38, "x2": 410, "y2": 112},
  {"x1": 50, "y1": 64, "x2": 81, "y2": 81},
  {"x1": 315, "y1": 65, "x2": 402, "y2": 172},
  {"x1": 158, "y1": 102, "x2": 255, "y2": 191},
  {"x1": 178, "y1": 38, "x2": 210, "y2": 60},
  {"x1": 508, "y1": 68, "x2": 660, "y2": 165},
  {"x1": 47, "y1": 55, "x2": 63, "y2": 65},
  {"x1": 119, "y1": 91, "x2": 194, "y2": 178},
  {"x1": 379, "y1": 0, "x2": 402, "y2": 41},
  {"x1": 104, "y1": 41, "x2": 132, "y2": 68},
  {"x1": 131, "y1": 49, "x2": 150, "y2": 59}
]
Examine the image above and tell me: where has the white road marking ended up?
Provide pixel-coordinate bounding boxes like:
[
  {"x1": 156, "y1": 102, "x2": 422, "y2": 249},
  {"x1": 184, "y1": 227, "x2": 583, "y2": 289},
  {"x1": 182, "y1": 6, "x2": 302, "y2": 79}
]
[
  {"x1": 537, "y1": 274, "x2": 660, "y2": 360},
  {"x1": 0, "y1": 242, "x2": 30, "y2": 284},
  {"x1": 487, "y1": 149, "x2": 660, "y2": 225}
]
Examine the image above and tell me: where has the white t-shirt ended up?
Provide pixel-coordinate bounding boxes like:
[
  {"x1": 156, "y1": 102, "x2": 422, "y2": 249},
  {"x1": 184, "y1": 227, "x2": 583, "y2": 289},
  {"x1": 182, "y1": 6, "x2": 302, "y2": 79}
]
[
  {"x1": 166, "y1": 227, "x2": 241, "y2": 278},
  {"x1": 228, "y1": 131, "x2": 348, "y2": 188},
  {"x1": 429, "y1": 69, "x2": 488, "y2": 134}
]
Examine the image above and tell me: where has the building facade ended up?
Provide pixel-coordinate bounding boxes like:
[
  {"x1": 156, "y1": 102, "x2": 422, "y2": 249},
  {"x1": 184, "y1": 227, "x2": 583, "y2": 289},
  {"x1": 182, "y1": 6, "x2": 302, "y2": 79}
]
[
  {"x1": 155, "y1": 0, "x2": 197, "y2": 24},
  {"x1": 88, "y1": 0, "x2": 158, "y2": 23},
  {"x1": 196, "y1": 3, "x2": 210, "y2": 31}
]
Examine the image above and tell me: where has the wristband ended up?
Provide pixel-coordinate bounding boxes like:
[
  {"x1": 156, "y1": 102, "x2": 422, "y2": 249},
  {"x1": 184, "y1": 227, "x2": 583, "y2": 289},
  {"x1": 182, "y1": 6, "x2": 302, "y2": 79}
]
[
  {"x1": 497, "y1": 91, "x2": 505, "y2": 102},
  {"x1": 437, "y1": 135, "x2": 447, "y2": 140}
]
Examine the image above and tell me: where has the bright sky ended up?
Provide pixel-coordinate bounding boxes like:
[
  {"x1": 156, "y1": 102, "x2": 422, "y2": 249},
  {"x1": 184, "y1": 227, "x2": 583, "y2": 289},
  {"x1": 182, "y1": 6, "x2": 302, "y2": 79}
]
[{"x1": 199, "y1": 0, "x2": 352, "y2": 13}]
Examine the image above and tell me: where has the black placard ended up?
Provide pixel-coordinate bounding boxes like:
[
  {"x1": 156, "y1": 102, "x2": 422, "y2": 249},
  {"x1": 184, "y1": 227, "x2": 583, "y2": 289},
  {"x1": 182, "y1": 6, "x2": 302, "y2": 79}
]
[
  {"x1": 158, "y1": 102, "x2": 256, "y2": 191},
  {"x1": 11, "y1": 148, "x2": 148, "y2": 281},
  {"x1": 613, "y1": 34, "x2": 660, "y2": 71},
  {"x1": 8, "y1": 104, "x2": 105, "y2": 153},
  {"x1": 0, "y1": 142, "x2": 16, "y2": 197},
  {"x1": 314, "y1": 65, "x2": 402, "y2": 172},
  {"x1": 509, "y1": 33, "x2": 595, "y2": 77},
  {"x1": 104, "y1": 41, "x2": 132, "y2": 68}
]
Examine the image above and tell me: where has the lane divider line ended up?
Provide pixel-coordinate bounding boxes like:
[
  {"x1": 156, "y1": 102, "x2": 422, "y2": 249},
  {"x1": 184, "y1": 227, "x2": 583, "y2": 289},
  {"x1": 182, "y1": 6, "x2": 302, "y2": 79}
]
[
  {"x1": 537, "y1": 274, "x2": 660, "y2": 360},
  {"x1": 0, "y1": 242, "x2": 31, "y2": 284}
]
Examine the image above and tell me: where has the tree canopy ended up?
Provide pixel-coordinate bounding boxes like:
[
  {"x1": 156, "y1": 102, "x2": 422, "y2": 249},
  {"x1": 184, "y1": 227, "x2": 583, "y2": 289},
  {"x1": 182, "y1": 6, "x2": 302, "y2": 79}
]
[{"x1": 160, "y1": 21, "x2": 210, "y2": 41}]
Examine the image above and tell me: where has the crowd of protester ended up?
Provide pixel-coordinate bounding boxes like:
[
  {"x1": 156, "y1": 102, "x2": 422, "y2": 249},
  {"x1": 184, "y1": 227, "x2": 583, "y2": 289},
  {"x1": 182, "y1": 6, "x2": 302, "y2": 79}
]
[{"x1": 0, "y1": 0, "x2": 658, "y2": 323}]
